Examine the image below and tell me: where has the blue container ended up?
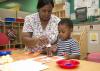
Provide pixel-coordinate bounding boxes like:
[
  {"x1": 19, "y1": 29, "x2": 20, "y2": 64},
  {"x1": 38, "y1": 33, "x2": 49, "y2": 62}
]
[
  {"x1": 5, "y1": 18, "x2": 16, "y2": 22},
  {"x1": 0, "y1": 51, "x2": 11, "y2": 56}
]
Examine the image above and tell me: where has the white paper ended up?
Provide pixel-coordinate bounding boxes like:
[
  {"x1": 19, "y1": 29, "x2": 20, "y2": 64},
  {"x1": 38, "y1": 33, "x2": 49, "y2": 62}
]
[
  {"x1": 34, "y1": 56, "x2": 64, "y2": 62},
  {"x1": 74, "y1": 0, "x2": 99, "y2": 16},
  {"x1": 0, "y1": 59, "x2": 48, "y2": 71},
  {"x1": 89, "y1": 32, "x2": 99, "y2": 44},
  {"x1": 74, "y1": 0, "x2": 86, "y2": 9}
]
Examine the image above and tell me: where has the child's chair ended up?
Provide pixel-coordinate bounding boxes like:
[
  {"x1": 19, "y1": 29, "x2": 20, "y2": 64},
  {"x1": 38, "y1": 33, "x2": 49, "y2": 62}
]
[
  {"x1": 0, "y1": 32, "x2": 10, "y2": 49},
  {"x1": 72, "y1": 30, "x2": 88, "y2": 60}
]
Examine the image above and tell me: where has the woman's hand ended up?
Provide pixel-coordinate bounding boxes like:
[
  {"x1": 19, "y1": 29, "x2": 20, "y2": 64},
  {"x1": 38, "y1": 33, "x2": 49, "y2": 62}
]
[
  {"x1": 62, "y1": 52, "x2": 69, "y2": 60},
  {"x1": 22, "y1": 32, "x2": 49, "y2": 48},
  {"x1": 38, "y1": 35, "x2": 49, "y2": 47}
]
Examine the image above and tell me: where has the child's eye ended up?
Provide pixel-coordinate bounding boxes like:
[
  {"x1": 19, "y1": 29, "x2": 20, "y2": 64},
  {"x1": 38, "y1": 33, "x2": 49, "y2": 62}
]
[{"x1": 62, "y1": 31, "x2": 65, "y2": 33}]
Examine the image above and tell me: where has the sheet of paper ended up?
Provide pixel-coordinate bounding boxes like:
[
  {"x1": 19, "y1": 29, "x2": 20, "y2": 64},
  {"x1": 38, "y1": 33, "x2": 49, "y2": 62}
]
[
  {"x1": 51, "y1": 56, "x2": 64, "y2": 61},
  {"x1": 0, "y1": 59, "x2": 48, "y2": 71},
  {"x1": 34, "y1": 56, "x2": 64, "y2": 62}
]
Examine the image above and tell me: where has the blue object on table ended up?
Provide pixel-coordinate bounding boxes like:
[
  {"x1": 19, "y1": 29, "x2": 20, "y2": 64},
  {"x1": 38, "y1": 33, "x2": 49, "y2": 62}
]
[
  {"x1": 0, "y1": 51, "x2": 11, "y2": 56},
  {"x1": 65, "y1": 63, "x2": 73, "y2": 67},
  {"x1": 5, "y1": 18, "x2": 16, "y2": 22}
]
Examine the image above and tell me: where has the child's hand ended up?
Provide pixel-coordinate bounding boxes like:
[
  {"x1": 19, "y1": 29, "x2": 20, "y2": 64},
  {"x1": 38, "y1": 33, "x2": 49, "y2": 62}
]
[{"x1": 62, "y1": 52, "x2": 69, "y2": 59}]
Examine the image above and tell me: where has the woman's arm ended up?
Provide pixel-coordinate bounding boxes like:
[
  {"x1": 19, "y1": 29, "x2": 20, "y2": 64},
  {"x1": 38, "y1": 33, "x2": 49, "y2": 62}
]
[
  {"x1": 22, "y1": 32, "x2": 38, "y2": 47},
  {"x1": 22, "y1": 32, "x2": 50, "y2": 48}
]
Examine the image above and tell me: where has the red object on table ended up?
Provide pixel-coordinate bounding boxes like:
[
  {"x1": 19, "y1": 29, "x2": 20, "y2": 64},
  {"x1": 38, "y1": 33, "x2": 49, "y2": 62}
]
[
  {"x1": 56, "y1": 59, "x2": 80, "y2": 69},
  {"x1": 0, "y1": 32, "x2": 9, "y2": 45}
]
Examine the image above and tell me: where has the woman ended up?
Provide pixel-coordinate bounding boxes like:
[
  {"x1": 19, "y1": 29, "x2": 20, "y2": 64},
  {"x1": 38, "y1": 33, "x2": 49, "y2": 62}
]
[{"x1": 22, "y1": 0, "x2": 60, "y2": 53}]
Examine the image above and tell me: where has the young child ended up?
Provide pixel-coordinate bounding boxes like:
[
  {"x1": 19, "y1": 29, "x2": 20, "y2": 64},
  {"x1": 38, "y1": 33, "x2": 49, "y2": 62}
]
[{"x1": 53, "y1": 18, "x2": 80, "y2": 59}]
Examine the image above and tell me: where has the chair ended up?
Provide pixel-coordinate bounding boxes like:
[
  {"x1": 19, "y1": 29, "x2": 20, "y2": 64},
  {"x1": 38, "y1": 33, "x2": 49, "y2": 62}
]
[
  {"x1": 0, "y1": 32, "x2": 10, "y2": 49},
  {"x1": 72, "y1": 30, "x2": 88, "y2": 60}
]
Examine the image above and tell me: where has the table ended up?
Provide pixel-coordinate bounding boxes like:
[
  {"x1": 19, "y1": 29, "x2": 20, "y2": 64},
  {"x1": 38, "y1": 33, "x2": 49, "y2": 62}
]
[
  {"x1": 44, "y1": 60, "x2": 100, "y2": 71},
  {"x1": 11, "y1": 50, "x2": 100, "y2": 71}
]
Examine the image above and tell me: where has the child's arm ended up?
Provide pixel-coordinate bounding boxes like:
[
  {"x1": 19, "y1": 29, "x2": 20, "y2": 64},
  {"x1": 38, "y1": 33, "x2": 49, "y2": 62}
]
[
  {"x1": 64, "y1": 54, "x2": 80, "y2": 59},
  {"x1": 64, "y1": 40, "x2": 80, "y2": 59}
]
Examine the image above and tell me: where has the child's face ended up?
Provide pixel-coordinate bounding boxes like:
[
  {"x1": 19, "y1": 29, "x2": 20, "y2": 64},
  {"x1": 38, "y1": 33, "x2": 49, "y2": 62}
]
[{"x1": 58, "y1": 24, "x2": 72, "y2": 41}]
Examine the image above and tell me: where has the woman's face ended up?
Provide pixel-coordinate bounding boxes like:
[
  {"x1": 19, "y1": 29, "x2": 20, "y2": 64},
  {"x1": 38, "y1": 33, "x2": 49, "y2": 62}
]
[
  {"x1": 39, "y1": 4, "x2": 53, "y2": 21},
  {"x1": 58, "y1": 24, "x2": 72, "y2": 41}
]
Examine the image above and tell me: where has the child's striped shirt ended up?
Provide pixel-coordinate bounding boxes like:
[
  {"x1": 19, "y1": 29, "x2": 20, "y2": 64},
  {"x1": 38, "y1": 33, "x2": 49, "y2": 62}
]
[{"x1": 57, "y1": 38, "x2": 80, "y2": 56}]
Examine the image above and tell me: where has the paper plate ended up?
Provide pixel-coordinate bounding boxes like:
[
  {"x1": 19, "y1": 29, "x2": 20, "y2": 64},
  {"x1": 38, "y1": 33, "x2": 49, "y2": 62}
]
[{"x1": 56, "y1": 59, "x2": 80, "y2": 69}]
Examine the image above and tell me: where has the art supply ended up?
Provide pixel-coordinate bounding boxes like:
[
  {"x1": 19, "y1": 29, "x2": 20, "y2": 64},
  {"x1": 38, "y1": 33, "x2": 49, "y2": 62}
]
[{"x1": 46, "y1": 44, "x2": 53, "y2": 57}]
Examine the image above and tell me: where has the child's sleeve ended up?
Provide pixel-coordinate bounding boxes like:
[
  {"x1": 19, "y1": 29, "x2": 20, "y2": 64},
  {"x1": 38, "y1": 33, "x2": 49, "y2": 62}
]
[{"x1": 70, "y1": 41, "x2": 80, "y2": 55}]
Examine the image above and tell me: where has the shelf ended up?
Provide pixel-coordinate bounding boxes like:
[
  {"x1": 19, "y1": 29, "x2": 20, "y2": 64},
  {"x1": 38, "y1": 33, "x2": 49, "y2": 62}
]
[
  {"x1": 0, "y1": 21, "x2": 24, "y2": 49},
  {"x1": 52, "y1": 3, "x2": 67, "y2": 18}
]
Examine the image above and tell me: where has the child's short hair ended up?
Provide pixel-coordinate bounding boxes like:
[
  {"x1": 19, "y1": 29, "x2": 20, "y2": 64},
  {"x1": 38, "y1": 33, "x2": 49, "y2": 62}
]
[{"x1": 58, "y1": 18, "x2": 73, "y2": 29}]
